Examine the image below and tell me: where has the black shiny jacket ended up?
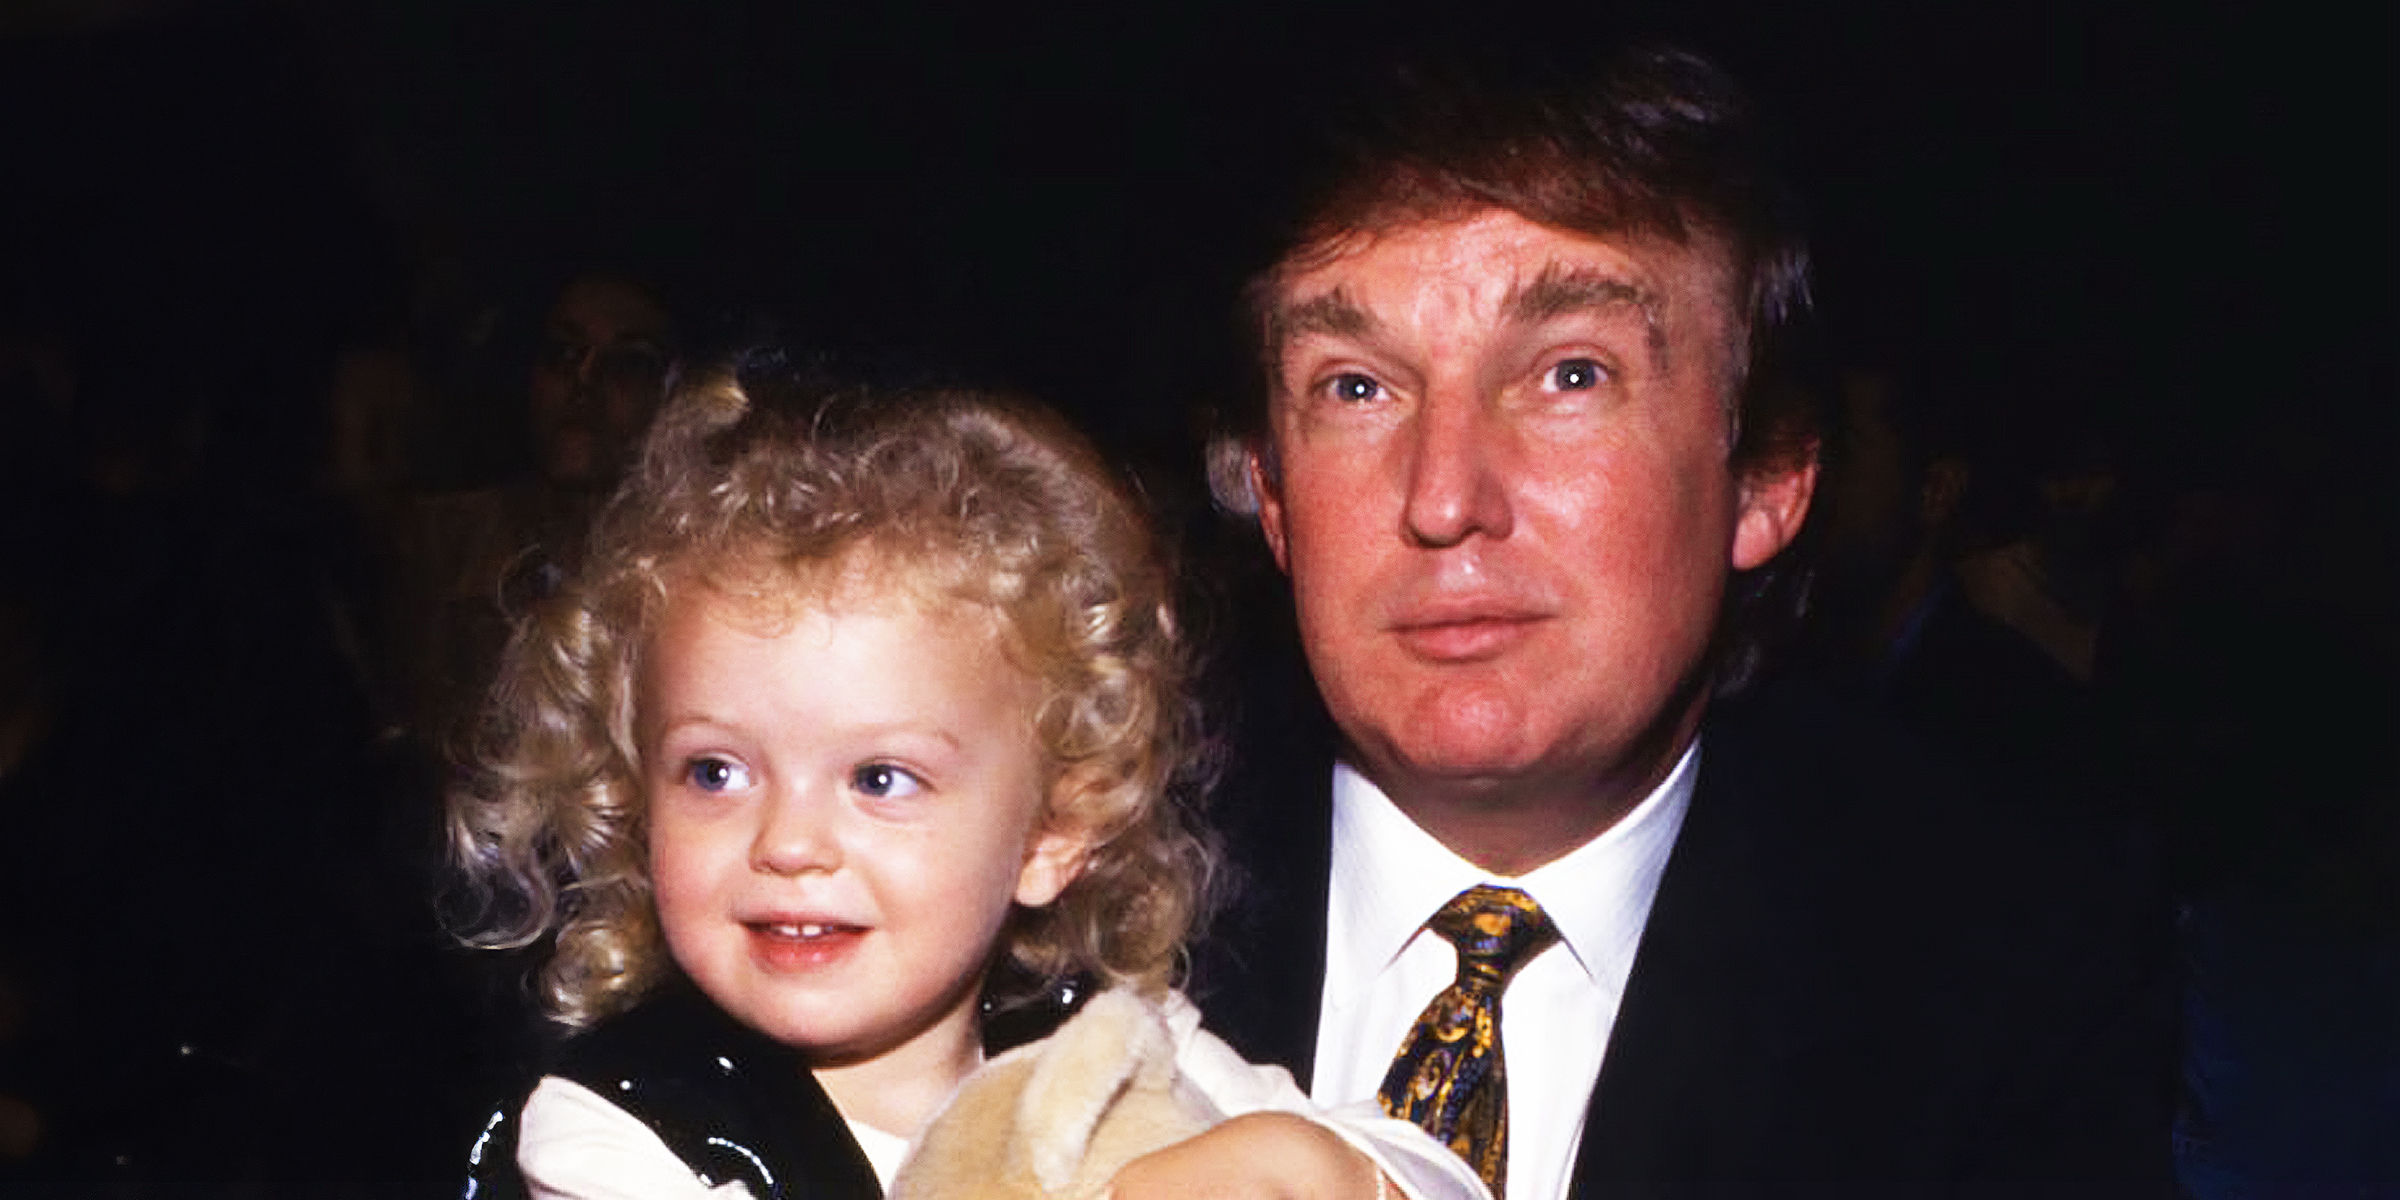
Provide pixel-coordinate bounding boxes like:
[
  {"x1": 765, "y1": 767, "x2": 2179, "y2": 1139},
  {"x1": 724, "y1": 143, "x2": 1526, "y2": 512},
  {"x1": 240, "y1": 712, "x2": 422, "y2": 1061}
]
[{"x1": 459, "y1": 981, "x2": 882, "y2": 1200}]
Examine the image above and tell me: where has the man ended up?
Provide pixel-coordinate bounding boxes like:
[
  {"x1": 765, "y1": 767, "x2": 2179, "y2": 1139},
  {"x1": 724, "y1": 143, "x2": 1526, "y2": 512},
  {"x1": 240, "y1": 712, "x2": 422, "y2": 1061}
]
[{"x1": 1185, "y1": 46, "x2": 2176, "y2": 1197}]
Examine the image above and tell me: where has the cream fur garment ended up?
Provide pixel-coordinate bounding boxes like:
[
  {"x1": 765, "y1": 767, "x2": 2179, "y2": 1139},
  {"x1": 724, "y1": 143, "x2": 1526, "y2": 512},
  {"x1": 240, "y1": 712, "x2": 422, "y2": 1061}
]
[{"x1": 888, "y1": 988, "x2": 1221, "y2": 1200}]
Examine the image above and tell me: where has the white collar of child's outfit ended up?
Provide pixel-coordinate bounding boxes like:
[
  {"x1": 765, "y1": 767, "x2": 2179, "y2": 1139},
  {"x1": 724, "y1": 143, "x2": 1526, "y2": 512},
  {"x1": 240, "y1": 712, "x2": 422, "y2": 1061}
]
[{"x1": 1316, "y1": 739, "x2": 1698, "y2": 1200}]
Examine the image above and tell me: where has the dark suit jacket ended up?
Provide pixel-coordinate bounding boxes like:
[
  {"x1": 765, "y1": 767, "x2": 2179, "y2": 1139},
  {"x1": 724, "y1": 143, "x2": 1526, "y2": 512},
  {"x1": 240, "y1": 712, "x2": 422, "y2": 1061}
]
[{"x1": 1188, "y1": 681, "x2": 2178, "y2": 1196}]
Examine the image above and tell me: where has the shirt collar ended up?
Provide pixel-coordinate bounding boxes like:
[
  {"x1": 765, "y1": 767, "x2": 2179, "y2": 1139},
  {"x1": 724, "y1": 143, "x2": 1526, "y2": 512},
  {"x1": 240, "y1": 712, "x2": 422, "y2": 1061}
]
[{"x1": 1326, "y1": 740, "x2": 1699, "y2": 1003}]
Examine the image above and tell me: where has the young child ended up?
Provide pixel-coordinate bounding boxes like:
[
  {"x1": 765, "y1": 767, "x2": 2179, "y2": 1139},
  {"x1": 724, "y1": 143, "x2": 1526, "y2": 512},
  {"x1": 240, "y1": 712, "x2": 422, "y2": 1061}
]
[{"x1": 447, "y1": 356, "x2": 1486, "y2": 1200}]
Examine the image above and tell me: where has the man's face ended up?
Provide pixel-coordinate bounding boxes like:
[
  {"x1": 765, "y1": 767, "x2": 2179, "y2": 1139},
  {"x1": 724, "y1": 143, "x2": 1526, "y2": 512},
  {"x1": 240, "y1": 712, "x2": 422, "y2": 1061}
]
[{"x1": 1253, "y1": 209, "x2": 1812, "y2": 851}]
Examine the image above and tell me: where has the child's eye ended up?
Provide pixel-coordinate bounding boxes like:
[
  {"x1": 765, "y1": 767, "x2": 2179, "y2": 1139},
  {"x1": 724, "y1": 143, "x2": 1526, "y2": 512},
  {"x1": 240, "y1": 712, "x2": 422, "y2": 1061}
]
[
  {"x1": 684, "y1": 756, "x2": 752, "y2": 794},
  {"x1": 1543, "y1": 357, "x2": 1609, "y2": 393},
  {"x1": 851, "y1": 763, "x2": 925, "y2": 799}
]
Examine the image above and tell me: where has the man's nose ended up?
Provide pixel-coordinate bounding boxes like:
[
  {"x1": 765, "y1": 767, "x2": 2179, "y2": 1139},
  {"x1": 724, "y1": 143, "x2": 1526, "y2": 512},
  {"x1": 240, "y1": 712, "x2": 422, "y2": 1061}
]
[
  {"x1": 751, "y1": 786, "x2": 841, "y2": 877},
  {"x1": 1401, "y1": 386, "x2": 1514, "y2": 548}
]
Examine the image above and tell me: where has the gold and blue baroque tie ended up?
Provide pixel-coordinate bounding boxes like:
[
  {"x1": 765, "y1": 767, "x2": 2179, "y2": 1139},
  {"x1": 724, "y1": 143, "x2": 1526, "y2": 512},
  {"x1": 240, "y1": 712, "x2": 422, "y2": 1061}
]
[{"x1": 1377, "y1": 884, "x2": 1559, "y2": 1198}]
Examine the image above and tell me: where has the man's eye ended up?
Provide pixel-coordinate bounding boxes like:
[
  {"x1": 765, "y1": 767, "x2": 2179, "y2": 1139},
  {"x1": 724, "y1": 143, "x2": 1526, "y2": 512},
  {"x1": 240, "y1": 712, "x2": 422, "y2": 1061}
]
[
  {"x1": 1325, "y1": 372, "x2": 1383, "y2": 403},
  {"x1": 684, "y1": 756, "x2": 751, "y2": 793},
  {"x1": 852, "y1": 763, "x2": 925, "y2": 799},
  {"x1": 1546, "y1": 358, "x2": 1608, "y2": 392}
]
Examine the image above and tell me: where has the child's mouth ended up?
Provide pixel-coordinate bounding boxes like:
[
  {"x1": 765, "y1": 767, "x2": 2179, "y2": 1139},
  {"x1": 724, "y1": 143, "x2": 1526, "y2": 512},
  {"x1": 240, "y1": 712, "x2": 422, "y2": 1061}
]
[
  {"x1": 745, "y1": 920, "x2": 865, "y2": 971},
  {"x1": 759, "y1": 922, "x2": 844, "y2": 938},
  {"x1": 749, "y1": 921, "x2": 862, "y2": 940}
]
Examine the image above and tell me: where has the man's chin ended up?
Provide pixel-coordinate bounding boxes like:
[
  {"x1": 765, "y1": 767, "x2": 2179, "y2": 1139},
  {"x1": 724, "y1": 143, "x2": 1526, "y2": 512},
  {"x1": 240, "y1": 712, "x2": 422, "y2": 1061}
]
[
  {"x1": 1352, "y1": 689, "x2": 1550, "y2": 777},
  {"x1": 1352, "y1": 730, "x2": 1551, "y2": 795},
  {"x1": 1343, "y1": 709, "x2": 1687, "y2": 817}
]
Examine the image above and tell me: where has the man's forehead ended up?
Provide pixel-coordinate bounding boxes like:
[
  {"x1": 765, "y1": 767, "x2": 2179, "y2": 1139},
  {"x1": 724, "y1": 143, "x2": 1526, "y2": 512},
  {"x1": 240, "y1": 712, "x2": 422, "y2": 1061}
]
[
  {"x1": 1248, "y1": 212, "x2": 1756, "y2": 429},
  {"x1": 1268, "y1": 211, "x2": 1731, "y2": 336}
]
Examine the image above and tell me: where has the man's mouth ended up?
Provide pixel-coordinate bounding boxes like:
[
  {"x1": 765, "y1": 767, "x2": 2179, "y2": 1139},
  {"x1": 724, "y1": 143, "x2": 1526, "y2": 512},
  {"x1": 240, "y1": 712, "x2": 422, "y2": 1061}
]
[{"x1": 1391, "y1": 611, "x2": 1547, "y2": 662}]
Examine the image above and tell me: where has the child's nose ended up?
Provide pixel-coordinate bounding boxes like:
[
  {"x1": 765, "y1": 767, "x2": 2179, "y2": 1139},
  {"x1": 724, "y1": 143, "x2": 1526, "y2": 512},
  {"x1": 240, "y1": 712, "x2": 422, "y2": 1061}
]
[{"x1": 750, "y1": 789, "x2": 840, "y2": 876}]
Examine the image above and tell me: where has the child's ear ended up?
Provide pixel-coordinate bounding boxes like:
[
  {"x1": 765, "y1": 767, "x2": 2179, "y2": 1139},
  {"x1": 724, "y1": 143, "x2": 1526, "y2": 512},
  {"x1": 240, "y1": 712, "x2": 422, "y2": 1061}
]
[{"x1": 1015, "y1": 818, "x2": 1094, "y2": 908}]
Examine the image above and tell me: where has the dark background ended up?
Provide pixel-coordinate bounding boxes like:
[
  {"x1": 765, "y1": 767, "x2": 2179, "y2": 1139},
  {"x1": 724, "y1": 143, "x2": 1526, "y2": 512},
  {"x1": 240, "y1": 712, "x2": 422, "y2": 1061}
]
[
  {"x1": 0, "y1": 0, "x2": 2392, "y2": 1192},
  {"x1": 7, "y1": 0, "x2": 2394, "y2": 463}
]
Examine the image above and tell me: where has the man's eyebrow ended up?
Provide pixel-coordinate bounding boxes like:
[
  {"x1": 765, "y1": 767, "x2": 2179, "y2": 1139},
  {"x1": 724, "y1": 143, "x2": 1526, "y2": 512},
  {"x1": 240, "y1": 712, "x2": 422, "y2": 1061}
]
[
  {"x1": 1504, "y1": 265, "x2": 1668, "y2": 363},
  {"x1": 1269, "y1": 288, "x2": 1378, "y2": 348}
]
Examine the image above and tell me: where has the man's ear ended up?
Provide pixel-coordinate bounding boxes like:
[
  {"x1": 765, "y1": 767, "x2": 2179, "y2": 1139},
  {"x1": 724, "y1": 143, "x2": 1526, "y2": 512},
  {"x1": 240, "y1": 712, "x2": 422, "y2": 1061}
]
[
  {"x1": 1247, "y1": 445, "x2": 1292, "y2": 573},
  {"x1": 1015, "y1": 819, "x2": 1095, "y2": 908},
  {"x1": 1731, "y1": 449, "x2": 1819, "y2": 571}
]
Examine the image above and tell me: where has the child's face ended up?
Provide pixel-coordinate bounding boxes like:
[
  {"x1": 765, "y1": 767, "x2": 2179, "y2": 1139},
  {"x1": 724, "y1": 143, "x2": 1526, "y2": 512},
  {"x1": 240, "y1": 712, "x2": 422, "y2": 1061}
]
[{"x1": 641, "y1": 582, "x2": 1085, "y2": 1073}]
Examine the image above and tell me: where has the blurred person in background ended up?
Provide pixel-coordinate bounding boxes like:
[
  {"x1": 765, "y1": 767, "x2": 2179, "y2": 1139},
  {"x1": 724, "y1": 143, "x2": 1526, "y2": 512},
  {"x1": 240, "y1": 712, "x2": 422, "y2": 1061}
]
[{"x1": 393, "y1": 270, "x2": 679, "y2": 749}]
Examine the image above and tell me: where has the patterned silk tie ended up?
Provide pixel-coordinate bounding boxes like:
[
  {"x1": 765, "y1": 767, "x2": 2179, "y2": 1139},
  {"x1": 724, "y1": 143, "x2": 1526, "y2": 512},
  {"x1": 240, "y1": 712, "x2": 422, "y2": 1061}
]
[{"x1": 1378, "y1": 885, "x2": 1559, "y2": 1198}]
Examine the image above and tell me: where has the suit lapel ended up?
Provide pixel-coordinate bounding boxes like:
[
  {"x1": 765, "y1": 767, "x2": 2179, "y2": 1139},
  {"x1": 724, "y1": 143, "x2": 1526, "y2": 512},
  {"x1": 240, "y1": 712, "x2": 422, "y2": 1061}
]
[{"x1": 1569, "y1": 710, "x2": 1844, "y2": 1196}]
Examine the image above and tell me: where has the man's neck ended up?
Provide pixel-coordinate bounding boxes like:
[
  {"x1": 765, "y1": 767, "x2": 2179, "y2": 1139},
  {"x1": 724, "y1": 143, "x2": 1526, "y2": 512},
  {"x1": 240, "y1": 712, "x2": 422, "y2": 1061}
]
[{"x1": 1357, "y1": 701, "x2": 1704, "y2": 876}]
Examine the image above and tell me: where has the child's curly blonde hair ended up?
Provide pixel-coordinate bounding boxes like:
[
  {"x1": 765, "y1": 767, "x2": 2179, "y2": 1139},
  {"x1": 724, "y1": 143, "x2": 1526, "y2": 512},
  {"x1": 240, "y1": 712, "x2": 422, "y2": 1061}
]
[{"x1": 446, "y1": 358, "x2": 1215, "y2": 1030}]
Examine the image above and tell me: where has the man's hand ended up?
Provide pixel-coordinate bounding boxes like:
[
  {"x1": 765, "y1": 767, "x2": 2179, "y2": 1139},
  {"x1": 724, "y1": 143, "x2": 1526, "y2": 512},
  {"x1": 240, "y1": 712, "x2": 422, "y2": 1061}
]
[{"x1": 1105, "y1": 1112, "x2": 1387, "y2": 1200}]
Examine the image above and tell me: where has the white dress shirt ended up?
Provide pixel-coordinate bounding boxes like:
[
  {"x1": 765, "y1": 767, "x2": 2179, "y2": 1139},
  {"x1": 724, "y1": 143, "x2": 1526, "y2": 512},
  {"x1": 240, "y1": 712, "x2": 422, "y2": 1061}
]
[{"x1": 1311, "y1": 743, "x2": 1697, "y2": 1200}]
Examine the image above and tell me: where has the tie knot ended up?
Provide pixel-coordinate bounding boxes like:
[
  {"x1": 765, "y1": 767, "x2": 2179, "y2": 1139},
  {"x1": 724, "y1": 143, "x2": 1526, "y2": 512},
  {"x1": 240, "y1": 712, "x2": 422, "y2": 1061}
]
[{"x1": 1428, "y1": 885, "x2": 1557, "y2": 987}]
